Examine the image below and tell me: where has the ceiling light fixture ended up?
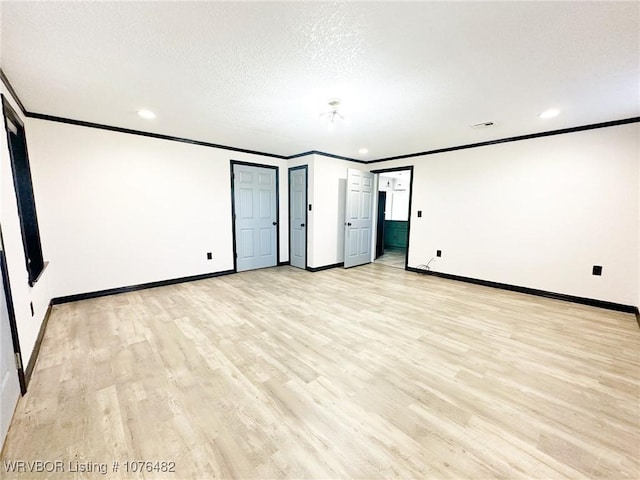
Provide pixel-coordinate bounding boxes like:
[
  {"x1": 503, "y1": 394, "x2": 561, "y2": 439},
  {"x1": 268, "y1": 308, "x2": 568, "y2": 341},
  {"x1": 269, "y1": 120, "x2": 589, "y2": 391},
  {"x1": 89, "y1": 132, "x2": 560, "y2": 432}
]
[
  {"x1": 320, "y1": 99, "x2": 345, "y2": 124},
  {"x1": 358, "y1": 148, "x2": 368, "y2": 155},
  {"x1": 137, "y1": 109, "x2": 156, "y2": 119},
  {"x1": 538, "y1": 108, "x2": 560, "y2": 119}
]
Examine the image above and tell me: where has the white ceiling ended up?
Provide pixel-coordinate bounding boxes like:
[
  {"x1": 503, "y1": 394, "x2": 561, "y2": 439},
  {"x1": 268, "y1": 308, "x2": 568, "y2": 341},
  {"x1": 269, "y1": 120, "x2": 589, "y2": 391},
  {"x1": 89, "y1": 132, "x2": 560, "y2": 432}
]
[{"x1": 1, "y1": 1, "x2": 638, "y2": 161}]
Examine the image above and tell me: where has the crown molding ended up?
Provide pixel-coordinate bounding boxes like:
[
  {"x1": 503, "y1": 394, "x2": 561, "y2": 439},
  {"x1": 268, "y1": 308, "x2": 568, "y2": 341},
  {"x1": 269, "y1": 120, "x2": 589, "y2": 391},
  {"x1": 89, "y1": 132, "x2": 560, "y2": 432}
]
[{"x1": 3, "y1": 69, "x2": 638, "y2": 164}]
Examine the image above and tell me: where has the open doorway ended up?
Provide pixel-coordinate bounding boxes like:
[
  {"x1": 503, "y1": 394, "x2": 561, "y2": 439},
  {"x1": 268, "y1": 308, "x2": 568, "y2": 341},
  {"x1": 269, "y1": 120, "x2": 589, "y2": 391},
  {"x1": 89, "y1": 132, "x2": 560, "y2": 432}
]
[{"x1": 373, "y1": 168, "x2": 412, "y2": 269}]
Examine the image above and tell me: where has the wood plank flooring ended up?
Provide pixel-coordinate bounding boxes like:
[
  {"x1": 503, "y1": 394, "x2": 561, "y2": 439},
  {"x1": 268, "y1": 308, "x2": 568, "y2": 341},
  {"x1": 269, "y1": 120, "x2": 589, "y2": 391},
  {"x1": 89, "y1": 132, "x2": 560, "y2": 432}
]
[
  {"x1": 375, "y1": 248, "x2": 406, "y2": 269},
  {"x1": 1, "y1": 264, "x2": 639, "y2": 479}
]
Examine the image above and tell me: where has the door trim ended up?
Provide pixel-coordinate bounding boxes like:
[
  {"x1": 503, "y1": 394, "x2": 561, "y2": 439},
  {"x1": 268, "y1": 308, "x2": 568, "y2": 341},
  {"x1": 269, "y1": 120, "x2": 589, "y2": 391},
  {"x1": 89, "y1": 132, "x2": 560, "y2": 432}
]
[
  {"x1": 0, "y1": 226, "x2": 26, "y2": 394},
  {"x1": 370, "y1": 165, "x2": 414, "y2": 271},
  {"x1": 288, "y1": 165, "x2": 308, "y2": 270},
  {"x1": 375, "y1": 190, "x2": 387, "y2": 259},
  {"x1": 229, "y1": 160, "x2": 280, "y2": 273}
]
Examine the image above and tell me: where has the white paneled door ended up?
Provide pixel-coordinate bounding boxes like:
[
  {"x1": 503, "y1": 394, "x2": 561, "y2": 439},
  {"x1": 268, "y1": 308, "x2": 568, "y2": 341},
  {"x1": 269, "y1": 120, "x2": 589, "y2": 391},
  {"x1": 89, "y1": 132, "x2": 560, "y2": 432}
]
[
  {"x1": 289, "y1": 166, "x2": 307, "y2": 269},
  {"x1": 233, "y1": 163, "x2": 278, "y2": 272},
  {"x1": 344, "y1": 168, "x2": 374, "y2": 268},
  {"x1": 0, "y1": 234, "x2": 21, "y2": 450}
]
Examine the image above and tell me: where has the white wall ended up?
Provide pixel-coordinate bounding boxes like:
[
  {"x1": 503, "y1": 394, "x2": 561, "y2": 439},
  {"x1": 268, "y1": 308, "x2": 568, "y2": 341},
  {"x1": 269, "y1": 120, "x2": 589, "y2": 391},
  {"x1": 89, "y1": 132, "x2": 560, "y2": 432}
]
[
  {"x1": 379, "y1": 174, "x2": 411, "y2": 221},
  {"x1": 27, "y1": 119, "x2": 289, "y2": 298},
  {"x1": 379, "y1": 175, "x2": 394, "y2": 192},
  {"x1": 0, "y1": 87, "x2": 53, "y2": 364},
  {"x1": 12, "y1": 105, "x2": 640, "y2": 312},
  {"x1": 390, "y1": 172, "x2": 411, "y2": 221},
  {"x1": 390, "y1": 192, "x2": 409, "y2": 221},
  {"x1": 309, "y1": 154, "x2": 368, "y2": 268},
  {"x1": 379, "y1": 176, "x2": 394, "y2": 220},
  {"x1": 373, "y1": 123, "x2": 640, "y2": 307}
]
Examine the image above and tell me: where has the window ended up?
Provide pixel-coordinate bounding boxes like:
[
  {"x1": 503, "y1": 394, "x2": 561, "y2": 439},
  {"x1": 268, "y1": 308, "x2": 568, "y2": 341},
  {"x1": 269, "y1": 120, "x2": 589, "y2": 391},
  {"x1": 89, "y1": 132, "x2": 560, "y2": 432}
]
[{"x1": 2, "y1": 95, "x2": 45, "y2": 286}]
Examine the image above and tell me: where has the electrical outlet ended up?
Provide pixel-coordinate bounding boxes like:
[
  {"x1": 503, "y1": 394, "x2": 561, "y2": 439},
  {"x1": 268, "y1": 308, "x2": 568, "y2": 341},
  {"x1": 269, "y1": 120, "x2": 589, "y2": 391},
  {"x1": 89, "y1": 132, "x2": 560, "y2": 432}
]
[
  {"x1": 206, "y1": 252, "x2": 212, "y2": 260},
  {"x1": 592, "y1": 265, "x2": 602, "y2": 276},
  {"x1": 436, "y1": 250, "x2": 442, "y2": 257}
]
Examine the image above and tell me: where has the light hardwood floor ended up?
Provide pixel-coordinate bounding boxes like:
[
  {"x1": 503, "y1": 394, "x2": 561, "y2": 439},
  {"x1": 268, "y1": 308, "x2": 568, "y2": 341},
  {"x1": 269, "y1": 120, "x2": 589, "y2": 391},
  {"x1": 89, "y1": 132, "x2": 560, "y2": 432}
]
[
  {"x1": 2, "y1": 264, "x2": 639, "y2": 479},
  {"x1": 375, "y1": 248, "x2": 406, "y2": 269}
]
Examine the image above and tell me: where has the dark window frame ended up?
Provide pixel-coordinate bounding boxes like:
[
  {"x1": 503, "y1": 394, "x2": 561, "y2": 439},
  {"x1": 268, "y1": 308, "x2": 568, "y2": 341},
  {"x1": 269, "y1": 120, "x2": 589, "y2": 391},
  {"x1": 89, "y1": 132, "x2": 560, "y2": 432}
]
[{"x1": 1, "y1": 94, "x2": 46, "y2": 286}]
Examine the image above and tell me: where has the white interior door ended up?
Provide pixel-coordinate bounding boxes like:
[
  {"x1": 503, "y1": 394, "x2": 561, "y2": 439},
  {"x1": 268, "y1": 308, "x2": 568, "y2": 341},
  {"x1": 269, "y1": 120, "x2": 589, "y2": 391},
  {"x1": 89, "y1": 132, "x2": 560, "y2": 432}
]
[
  {"x1": 289, "y1": 166, "x2": 307, "y2": 269},
  {"x1": 0, "y1": 240, "x2": 21, "y2": 450},
  {"x1": 233, "y1": 163, "x2": 278, "y2": 272},
  {"x1": 344, "y1": 168, "x2": 374, "y2": 268}
]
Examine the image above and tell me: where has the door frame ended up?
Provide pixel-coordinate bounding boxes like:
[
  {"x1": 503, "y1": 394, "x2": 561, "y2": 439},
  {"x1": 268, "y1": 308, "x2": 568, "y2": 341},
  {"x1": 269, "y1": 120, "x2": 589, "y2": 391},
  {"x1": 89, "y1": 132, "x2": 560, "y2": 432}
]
[
  {"x1": 229, "y1": 160, "x2": 280, "y2": 273},
  {"x1": 288, "y1": 165, "x2": 308, "y2": 270},
  {"x1": 0, "y1": 225, "x2": 26, "y2": 394},
  {"x1": 370, "y1": 165, "x2": 414, "y2": 271},
  {"x1": 375, "y1": 190, "x2": 386, "y2": 259}
]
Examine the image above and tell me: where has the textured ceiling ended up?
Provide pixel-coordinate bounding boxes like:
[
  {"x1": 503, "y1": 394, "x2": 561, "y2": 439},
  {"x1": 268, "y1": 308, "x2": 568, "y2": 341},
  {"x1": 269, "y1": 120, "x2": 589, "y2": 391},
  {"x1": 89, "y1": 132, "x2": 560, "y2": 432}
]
[{"x1": 1, "y1": 1, "x2": 638, "y2": 160}]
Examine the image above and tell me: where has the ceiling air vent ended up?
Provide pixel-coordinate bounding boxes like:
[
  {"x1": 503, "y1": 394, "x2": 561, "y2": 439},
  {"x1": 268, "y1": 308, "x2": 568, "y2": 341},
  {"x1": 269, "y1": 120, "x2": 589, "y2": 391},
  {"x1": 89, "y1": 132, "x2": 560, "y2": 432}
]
[{"x1": 471, "y1": 121, "x2": 495, "y2": 129}]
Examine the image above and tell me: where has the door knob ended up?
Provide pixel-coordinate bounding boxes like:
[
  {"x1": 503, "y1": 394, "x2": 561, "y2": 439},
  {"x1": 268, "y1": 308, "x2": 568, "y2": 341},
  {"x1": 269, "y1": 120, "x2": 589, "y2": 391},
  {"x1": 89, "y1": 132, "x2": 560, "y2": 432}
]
[
  {"x1": 347, "y1": 222, "x2": 352, "y2": 226},
  {"x1": 272, "y1": 221, "x2": 277, "y2": 226},
  {"x1": 300, "y1": 223, "x2": 305, "y2": 227}
]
